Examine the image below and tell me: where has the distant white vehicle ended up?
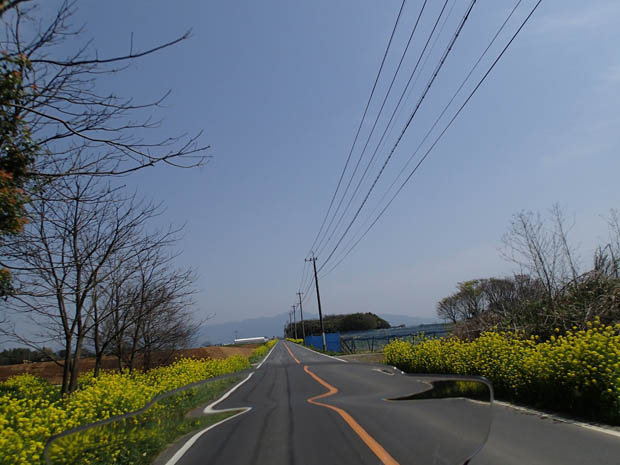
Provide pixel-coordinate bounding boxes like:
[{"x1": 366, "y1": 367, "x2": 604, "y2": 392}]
[{"x1": 234, "y1": 337, "x2": 267, "y2": 345}]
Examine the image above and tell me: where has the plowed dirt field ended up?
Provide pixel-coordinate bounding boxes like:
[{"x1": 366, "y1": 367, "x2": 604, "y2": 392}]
[{"x1": 0, "y1": 345, "x2": 260, "y2": 383}]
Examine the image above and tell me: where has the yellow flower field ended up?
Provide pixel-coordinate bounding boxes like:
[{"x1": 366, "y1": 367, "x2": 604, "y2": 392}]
[
  {"x1": 249, "y1": 338, "x2": 278, "y2": 362},
  {"x1": 384, "y1": 321, "x2": 620, "y2": 424},
  {"x1": 0, "y1": 341, "x2": 276, "y2": 465}
]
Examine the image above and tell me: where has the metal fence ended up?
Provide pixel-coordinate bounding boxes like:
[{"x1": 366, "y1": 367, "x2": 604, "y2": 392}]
[
  {"x1": 339, "y1": 324, "x2": 451, "y2": 354},
  {"x1": 304, "y1": 333, "x2": 341, "y2": 352}
]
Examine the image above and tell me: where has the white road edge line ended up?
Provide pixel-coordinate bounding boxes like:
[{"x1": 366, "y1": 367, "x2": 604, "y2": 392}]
[
  {"x1": 256, "y1": 340, "x2": 278, "y2": 369},
  {"x1": 164, "y1": 342, "x2": 279, "y2": 465},
  {"x1": 372, "y1": 368, "x2": 394, "y2": 376},
  {"x1": 387, "y1": 367, "x2": 620, "y2": 438},
  {"x1": 291, "y1": 341, "x2": 348, "y2": 363},
  {"x1": 494, "y1": 401, "x2": 620, "y2": 439}
]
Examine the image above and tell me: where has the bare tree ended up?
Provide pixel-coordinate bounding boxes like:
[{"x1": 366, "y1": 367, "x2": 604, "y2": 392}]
[
  {"x1": 0, "y1": 173, "x2": 179, "y2": 393},
  {"x1": 93, "y1": 246, "x2": 199, "y2": 374},
  {"x1": 436, "y1": 294, "x2": 459, "y2": 324},
  {"x1": 0, "y1": 0, "x2": 209, "y2": 183},
  {"x1": 86, "y1": 256, "x2": 138, "y2": 377},
  {"x1": 501, "y1": 204, "x2": 580, "y2": 307},
  {"x1": 135, "y1": 277, "x2": 197, "y2": 371},
  {"x1": 594, "y1": 209, "x2": 620, "y2": 278}
]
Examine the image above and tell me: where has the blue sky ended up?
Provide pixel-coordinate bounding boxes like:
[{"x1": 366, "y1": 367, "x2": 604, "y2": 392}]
[{"x1": 65, "y1": 0, "x2": 620, "y2": 325}]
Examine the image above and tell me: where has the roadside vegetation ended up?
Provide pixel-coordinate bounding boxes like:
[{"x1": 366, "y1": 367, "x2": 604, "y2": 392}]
[
  {"x1": 385, "y1": 321, "x2": 620, "y2": 424},
  {"x1": 248, "y1": 339, "x2": 278, "y2": 363},
  {"x1": 0, "y1": 4, "x2": 275, "y2": 462},
  {"x1": 47, "y1": 379, "x2": 240, "y2": 465},
  {"x1": 0, "y1": 342, "x2": 275, "y2": 465},
  {"x1": 387, "y1": 206, "x2": 620, "y2": 424}
]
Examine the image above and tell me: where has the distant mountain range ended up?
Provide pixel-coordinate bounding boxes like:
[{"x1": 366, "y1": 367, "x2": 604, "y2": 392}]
[
  {"x1": 380, "y1": 313, "x2": 436, "y2": 327},
  {"x1": 194, "y1": 312, "x2": 435, "y2": 346}
]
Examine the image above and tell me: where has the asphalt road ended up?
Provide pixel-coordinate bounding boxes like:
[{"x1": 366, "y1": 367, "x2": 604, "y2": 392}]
[{"x1": 164, "y1": 341, "x2": 620, "y2": 465}]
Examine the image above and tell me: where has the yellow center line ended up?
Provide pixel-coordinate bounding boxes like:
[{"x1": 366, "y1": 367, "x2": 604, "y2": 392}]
[
  {"x1": 284, "y1": 342, "x2": 300, "y2": 364},
  {"x1": 283, "y1": 342, "x2": 400, "y2": 465},
  {"x1": 303, "y1": 365, "x2": 401, "y2": 465}
]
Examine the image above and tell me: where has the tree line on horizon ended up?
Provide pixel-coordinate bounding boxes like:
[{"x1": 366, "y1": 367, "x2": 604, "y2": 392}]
[{"x1": 284, "y1": 312, "x2": 390, "y2": 338}]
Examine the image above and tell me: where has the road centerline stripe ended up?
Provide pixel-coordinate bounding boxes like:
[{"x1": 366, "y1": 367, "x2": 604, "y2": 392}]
[
  {"x1": 303, "y1": 365, "x2": 401, "y2": 465},
  {"x1": 284, "y1": 342, "x2": 301, "y2": 364}
]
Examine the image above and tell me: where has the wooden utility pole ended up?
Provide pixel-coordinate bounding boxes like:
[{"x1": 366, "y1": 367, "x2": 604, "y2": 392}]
[
  {"x1": 291, "y1": 304, "x2": 298, "y2": 339},
  {"x1": 297, "y1": 291, "x2": 306, "y2": 341},
  {"x1": 305, "y1": 254, "x2": 326, "y2": 351},
  {"x1": 288, "y1": 311, "x2": 295, "y2": 338}
]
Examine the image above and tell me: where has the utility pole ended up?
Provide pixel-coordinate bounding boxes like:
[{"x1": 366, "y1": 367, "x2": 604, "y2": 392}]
[
  {"x1": 288, "y1": 311, "x2": 292, "y2": 338},
  {"x1": 305, "y1": 254, "x2": 326, "y2": 351},
  {"x1": 297, "y1": 291, "x2": 306, "y2": 341},
  {"x1": 291, "y1": 304, "x2": 298, "y2": 339}
]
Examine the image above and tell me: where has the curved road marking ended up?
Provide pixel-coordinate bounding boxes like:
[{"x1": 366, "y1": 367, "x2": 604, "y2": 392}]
[
  {"x1": 284, "y1": 342, "x2": 300, "y2": 364},
  {"x1": 164, "y1": 373, "x2": 254, "y2": 465},
  {"x1": 284, "y1": 341, "x2": 400, "y2": 465},
  {"x1": 303, "y1": 365, "x2": 401, "y2": 465},
  {"x1": 164, "y1": 341, "x2": 279, "y2": 465}
]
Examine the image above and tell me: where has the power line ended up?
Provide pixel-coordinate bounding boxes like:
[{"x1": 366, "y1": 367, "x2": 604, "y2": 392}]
[
  {"x1": 314, "y1": 0, "x2": 431, "y2": 257},
  {"x1": 307, "y1": 0, "x2": 407, "y2": 256},
  {"x1": 297, "y1": 259, "x2": 309, "y2": 293},
  {"x1": 325, "y1": 0, "x2": 524, "y2": 275},
  {"x1": 321, "y1": 0, "x2": 543, "y2": 278},
  {"x1": 316, "y1": 0, "x2": 450, "y2": 259},
  {"x1": 375, "y1": 0, "x2": 459, "y2": 154},
  {"x1": 319, "y1": 0, "x2": 479, "y2": 272}
]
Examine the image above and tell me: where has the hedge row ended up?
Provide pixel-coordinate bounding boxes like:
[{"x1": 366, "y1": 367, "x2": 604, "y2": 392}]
[{"x1": 384, "y1": 320, "x2": 620, "y2": 424}]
